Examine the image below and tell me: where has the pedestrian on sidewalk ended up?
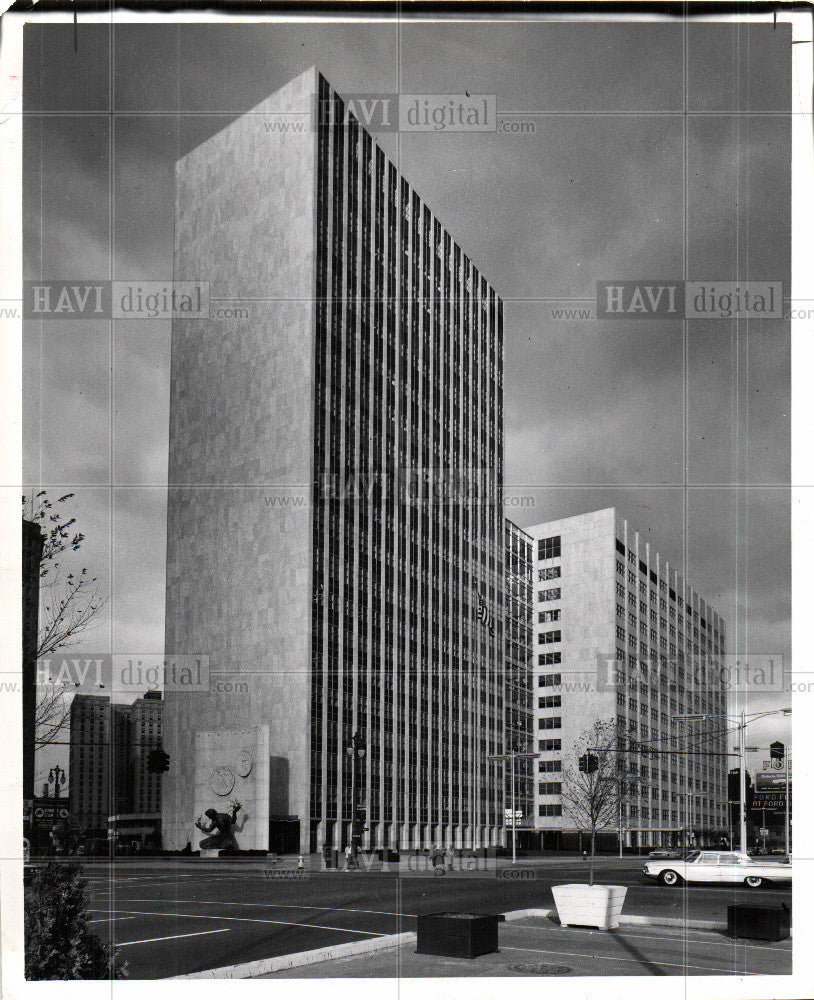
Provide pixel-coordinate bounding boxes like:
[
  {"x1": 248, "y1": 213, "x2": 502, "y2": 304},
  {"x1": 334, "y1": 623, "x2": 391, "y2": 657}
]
[
  {"x1": 344, "y1": 844, "x2": 353, "y2": 871},
  {"x1": 297, "y1": 854, "x2": 305, "y2": 872},
  {"x1": 582, "y1": 850, "x2": 588, "y2": 863}
]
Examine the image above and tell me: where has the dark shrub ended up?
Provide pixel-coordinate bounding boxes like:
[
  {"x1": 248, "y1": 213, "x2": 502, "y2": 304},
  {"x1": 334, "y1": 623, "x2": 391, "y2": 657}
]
[{"x1": 25, "y1": 861, "x2": 127, "y2": 979}]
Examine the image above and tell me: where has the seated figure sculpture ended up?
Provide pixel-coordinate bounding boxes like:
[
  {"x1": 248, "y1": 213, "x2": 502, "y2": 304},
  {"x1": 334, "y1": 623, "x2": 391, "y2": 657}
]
[{"x1": 195, "y1": 800, "x2": 242, "y2": 852}]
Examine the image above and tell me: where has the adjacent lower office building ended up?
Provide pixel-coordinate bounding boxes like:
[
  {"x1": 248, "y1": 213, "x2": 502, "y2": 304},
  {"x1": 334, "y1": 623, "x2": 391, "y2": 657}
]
[
  {"x1": 504, "y1": 519, "x2": 535, "y2": 845},
  {"x1": 525, "y1": 509, "x2": 728, "y2": 850},
  {"x1": 162, "y1": 68, "x2": 505, "y2": 854}
]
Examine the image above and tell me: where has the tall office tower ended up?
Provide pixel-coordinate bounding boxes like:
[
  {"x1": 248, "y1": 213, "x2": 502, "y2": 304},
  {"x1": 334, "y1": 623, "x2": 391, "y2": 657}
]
[
  {"x1": 130, "y1": 692, "x2": 163, "y2": 815},
  {"x1": 68, "y1": 695, "x2": 132, "y2": 836},
  {"x1": 163, "y1": 68, "x2": 505, "y2": 854},
  {"x1": 504, "y1": 520, "x2": 534, "y2": 844},
  {"x1": 526, "y1": 509, "x2": 728, "y2": 851}
]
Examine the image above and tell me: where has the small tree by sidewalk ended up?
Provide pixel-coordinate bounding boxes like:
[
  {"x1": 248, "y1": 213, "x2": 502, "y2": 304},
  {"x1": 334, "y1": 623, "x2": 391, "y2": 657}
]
[
  {"x1": 25, "y1": 861, "x2": 127, "y2": 979},
  {"x1": 561, "y1": 720, "x2": 639, "y2": 886}
]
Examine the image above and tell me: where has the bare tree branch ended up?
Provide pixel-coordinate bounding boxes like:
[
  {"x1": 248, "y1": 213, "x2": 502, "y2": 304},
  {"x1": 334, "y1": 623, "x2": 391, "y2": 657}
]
[
  {"x1": 560, "y1": 720, "x2": 640, "y2": 884},
  {"x1": 23, "y1": 492, "x2": 107, "y2": 753}
]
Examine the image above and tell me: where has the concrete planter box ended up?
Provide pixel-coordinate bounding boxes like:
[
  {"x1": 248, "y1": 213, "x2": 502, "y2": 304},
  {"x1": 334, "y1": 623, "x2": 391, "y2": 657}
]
[
  {"x1": 416, "y1": 912, "x2": 500, "y2": 958},
  {"x1": 552, "y1": 884, "x2": 628, "y2": 930},
  {"x1": 727, "y1": 904, "x2": 790, "y2": 941}
]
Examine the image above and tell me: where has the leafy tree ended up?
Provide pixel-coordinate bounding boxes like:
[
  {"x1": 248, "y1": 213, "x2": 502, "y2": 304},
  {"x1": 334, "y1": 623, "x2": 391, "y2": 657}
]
[
  {"x1": 25, "y1": 861, "x2": 127, "y2": 979},
  {"x1": 22, "y1": 492, "x2": 106, "y2": 749},
  {"x1": 560, "y1": 720, "x2": 639, "y2": 885}
]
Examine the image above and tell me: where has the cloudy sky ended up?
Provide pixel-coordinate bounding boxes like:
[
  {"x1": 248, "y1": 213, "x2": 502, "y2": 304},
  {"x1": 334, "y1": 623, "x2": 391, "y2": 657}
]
[{"x1": 22, "y1": 18, "x2": 792, "y2": 783}]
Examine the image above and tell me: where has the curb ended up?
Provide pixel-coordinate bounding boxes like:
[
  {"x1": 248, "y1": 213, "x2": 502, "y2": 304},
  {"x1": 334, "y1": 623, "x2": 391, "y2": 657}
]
[
  {"x1": 503, "y1": 907, "x2": 554, "y2": 921},
  {"x1": 171, "y1": 909, "x2": 791, "y2": 978},
  {"x1": 618, "y1": 914, "x2": 723, "y2": 932},
  {"x1": 502, "y1": 908, "x2": 792, "y2": 936},
  {"x1": 171, "y1": 931, "x2": 417, "y2": 979}
]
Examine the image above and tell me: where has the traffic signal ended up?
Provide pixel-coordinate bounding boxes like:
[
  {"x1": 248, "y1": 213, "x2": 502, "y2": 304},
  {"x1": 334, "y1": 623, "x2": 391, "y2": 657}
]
[
  {"x1": 727, "y1": 769, "x2": 739, "y2": 801},
  {"x1": 770, "y1": 741, "x2": 785, "y2": 761},
  {"x1": 578, "y1": 753, "x2": 598, "y2": 773},
  {"x1": 727, "y1": 767, "x2": 754, "y2": 808},
  {"x1": 147, "y1": 748, "x2": 170, "y2": 774}
]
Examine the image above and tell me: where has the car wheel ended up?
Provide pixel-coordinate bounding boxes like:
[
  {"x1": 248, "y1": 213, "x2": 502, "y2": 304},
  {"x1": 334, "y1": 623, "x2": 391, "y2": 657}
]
[
  {"x1": 659, "y1": 869, "x2": 681, "y2": 886},
  {"x1": 745, "y1": 876, "x2": 764, "y2": 888}
]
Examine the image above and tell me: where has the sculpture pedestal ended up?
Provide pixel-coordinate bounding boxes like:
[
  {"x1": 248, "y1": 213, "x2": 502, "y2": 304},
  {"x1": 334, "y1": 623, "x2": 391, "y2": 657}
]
[{"x1": 193, "y1": 727, "x2": 270, "y2": 851}]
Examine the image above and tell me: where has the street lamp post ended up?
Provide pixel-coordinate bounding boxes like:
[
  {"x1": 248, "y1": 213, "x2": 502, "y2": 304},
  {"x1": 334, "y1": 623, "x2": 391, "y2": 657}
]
[
  {"x1": 674, "y1": 709, "x2": 790, "y2": 855},
  {"x1": 488, "y1": 750, "x2": 539, "y2": 864},
  {"x1": 672, "y1": 715, "x2": 705, "y2": 852},
  {"x1": 738, "y1": 710, "x2": 747, "y2": 853},
  {"x1": 48, "y1": 765, "x2": 66, "y2": 800},
  {"x1": 784, "y1": 751, "x2": 791, "y2": 856},
  {"x1": 739, "y1": 740, "x2": 791, "y2": 856},
  {"x1": 346, "y1": 731, "x2": 366, "y2": 854}
]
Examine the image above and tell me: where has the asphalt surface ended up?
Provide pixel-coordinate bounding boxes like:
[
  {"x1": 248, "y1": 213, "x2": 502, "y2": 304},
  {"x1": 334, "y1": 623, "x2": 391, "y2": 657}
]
[
  {"x1": 259, "y1": 919, "x2": 793, "y2": 978},
  {"x1": 67, "y1": 856, "x2": 793, "y2": 979}
]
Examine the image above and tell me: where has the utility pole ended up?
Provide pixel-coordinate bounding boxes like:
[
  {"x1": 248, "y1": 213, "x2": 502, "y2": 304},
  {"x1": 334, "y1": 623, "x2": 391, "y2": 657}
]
[
  {"x1": 784, "y1": 752, "x2": 790, "y2": 856},
  {"x1": 510, "y1": 754, "x2": 516, "y2": 864},
  {"x1": 738, "y1": 711, "x2": 747, "y2": 854},
  {"x1": 346, "y1": 731, "x2": 365, "y2": 854},
  {"x1": 488, "y1": 749, "x2": 538, "y2": 865}
]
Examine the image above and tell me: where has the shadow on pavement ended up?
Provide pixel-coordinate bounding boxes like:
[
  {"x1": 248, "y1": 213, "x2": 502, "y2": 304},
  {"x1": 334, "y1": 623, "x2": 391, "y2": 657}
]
[{"x1": 606, "y1": 929, "x2": 669, "y2": 975}]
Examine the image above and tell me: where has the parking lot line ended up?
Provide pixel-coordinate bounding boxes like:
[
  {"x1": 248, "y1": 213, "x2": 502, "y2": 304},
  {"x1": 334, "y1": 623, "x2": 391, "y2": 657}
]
[
  {"x1": 119, "y1": 929, "x2": 232, "y2": 947},
  {"x1": 98, "y1": 908, "x2": 385, "y2": 937},
  {"x1": 113, "y1": 898, "x2": 412, "y2": 919},
  {"x1": 88, "y1": 916, "x2": 136, "y2": 924}
]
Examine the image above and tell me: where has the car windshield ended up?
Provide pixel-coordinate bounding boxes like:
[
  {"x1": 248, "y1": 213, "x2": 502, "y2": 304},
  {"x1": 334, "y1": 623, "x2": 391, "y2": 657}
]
[{"x1": 684, "y1": 851, "x2": 701, "y2": 863}]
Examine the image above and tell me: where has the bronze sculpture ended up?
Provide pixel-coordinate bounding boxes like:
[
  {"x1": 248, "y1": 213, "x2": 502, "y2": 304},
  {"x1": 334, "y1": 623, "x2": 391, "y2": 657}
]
[{"x1": 195, "y1": 800, "x2": 242, "y2": 851}]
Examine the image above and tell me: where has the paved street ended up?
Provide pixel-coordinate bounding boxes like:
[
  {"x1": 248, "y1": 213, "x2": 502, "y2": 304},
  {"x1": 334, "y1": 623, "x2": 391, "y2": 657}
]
[
  {"x1": 258, "y1": 918, "x2": 792, "y2": 979},
  {"x1": 66, "y1": 856, "x2": 793, "y2": 978}
]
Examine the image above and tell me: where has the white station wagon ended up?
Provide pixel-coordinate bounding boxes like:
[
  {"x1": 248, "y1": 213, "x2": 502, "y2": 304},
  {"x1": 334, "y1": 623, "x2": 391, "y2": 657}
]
[{"x1": 643, "y1": 850, "x2": 792, "y2": 888}]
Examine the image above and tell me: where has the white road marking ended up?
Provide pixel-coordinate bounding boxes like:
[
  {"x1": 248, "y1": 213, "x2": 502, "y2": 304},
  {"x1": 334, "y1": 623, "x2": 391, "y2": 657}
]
[
  {"x1": 95, "y1": 908, "x2": 384, "y2": 937},
  {"x1": 119, "y1": 929, "x2": 232, "y2": 947},
  {"x1": 114, "y1": 898, "x2": 412, "y2": 918},
  {"x1": 88, "y1": 916, "x2": 136, "y2": 924}
]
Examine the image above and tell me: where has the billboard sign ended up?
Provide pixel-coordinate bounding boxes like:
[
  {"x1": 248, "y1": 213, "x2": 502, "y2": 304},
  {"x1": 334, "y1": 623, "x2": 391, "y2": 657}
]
[
  {"x1": 752, "y1": 789, "x2": 789, "y2": 812},
  {"x1": 755, "y1": 773, "x2": 790, "y2": 792}
]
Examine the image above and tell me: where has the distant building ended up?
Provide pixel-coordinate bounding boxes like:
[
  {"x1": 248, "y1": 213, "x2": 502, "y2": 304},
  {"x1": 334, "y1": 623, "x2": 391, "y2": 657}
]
[
  {"x1": 525, "y1": 508, "x2": 728, "y2": 850},
  {"x1": 69, "y1": 692, "x2": 162, "y2": 837},
  {"x1": 504, "y1": 520, "x2": 534, "y2": 844},
  {"x1": 130, "y1": 691, "x2": 163, "y2": 814},
  {"x1": 69, "y1": 695, "x2": 117, "y2": 836}
]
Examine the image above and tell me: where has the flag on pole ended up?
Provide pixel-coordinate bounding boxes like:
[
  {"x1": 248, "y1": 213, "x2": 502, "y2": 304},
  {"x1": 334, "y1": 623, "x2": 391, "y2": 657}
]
[{"x1": 477, "y1": 593, "x2": 495, "y2": 636}]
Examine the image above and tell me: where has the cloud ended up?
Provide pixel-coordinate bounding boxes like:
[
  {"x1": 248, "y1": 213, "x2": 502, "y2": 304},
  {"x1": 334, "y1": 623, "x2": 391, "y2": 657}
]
[{"x1": 23, "y1": 22, "x2": 791, "y2": 722}]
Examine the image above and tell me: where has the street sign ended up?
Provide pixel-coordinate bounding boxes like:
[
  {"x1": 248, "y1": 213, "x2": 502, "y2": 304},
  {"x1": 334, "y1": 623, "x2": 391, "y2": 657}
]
[
  {"x1": 759, "y1": 828, "x2": 770, "y2": 837},
  {"x1": 32, "y1": 801, "x2": 69, "y2": 826}
]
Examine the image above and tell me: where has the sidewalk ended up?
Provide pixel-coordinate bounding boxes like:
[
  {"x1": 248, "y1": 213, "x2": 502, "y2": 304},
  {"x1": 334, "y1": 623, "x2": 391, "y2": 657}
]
[{"x1": 252, "y1": 915, "x2": 792, "y2": 979}]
